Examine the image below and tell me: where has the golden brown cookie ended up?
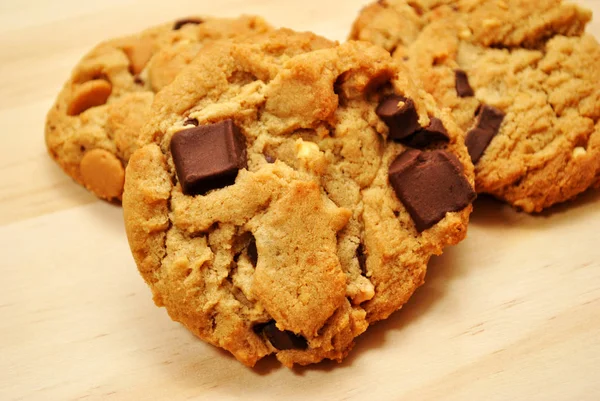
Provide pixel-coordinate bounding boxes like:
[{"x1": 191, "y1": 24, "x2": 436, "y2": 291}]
[
  {"x1": 45, "y1": 16, "x2": 271, "y2": 201},
  {"x1": 351, "y1": 0, "x2": 600, "y2": 212},
  {"x1": 123, "y1": 29, "x2": 476, "y2": 368}
]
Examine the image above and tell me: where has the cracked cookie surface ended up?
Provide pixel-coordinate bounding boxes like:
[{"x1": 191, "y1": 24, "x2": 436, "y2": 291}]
[
  {"x1": 351, "y1": 0, "x2": 600, "y2": 212},
  {"x1": 45, "y1": 15, "x2": 271, "y2": 200},
  {"x1": 123, "y1": 29, "x2": 475, "y2": 367}
]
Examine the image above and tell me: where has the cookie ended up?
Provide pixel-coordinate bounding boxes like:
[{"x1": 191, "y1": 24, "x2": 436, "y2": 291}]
[
  {"x1": 123, "y1": 28, "x2": 476, "y2": 367},
  {"x1": 351, "y1": 0, "x2": 600, "y2": 212},
  {"x1": 45, "y1": 16, "x2": 271, "y2": 201}
]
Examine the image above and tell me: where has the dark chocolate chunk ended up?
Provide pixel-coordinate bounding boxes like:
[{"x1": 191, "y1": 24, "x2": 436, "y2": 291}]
[
  {"x1": 264, "y1": 153, "x2": 276, "y2": 164},
  {"x1": 247, "y1": 238, "x2": 258, "y2": 266},
  {"x1": 465, "y1": 105, "x2": 505, "y2": 163},
  {"x1": 183, "y1": 118, "x2": 199, "y2": 127},
  {"x1": 402, "y1": 117, "x2": 450, "y2": 148},
  {"x1": 376, "y1": 95, "x2": 421, "y2": 140},
  {"x1": 455, "y1": 70, "x2": 474, "y2": 97},
  {"x1": 252, "y1": 321, "x2": 269, "y2": 335},
  {"x1": 389, "y1": 149, "x2": 476, "y2": 232},
  {"x1": 173, "y1": 18, "x2": 204, "y2": 30},
  {"x1": 171, "y1": 119, "x2": 247, "y2": 195},
  {"x1": 333, "y1": 73, "x2": 346, "y2": 96},
  {"x1": 356, "y1": 244, "x2": 368, "y2": 276},
  {"x1": 258, "y1": 321, "x2": 308, "y2": 350}
]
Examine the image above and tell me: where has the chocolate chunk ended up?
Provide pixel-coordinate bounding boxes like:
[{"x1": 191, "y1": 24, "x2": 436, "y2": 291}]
[
  {"x1": 376, "y1": 95, "x2": 421, "y2": 140},
  {"x1": 247, "y1": 238, "x2": 258, "y2": 266},
  {"x1": 465, "y1": 105, "x2": 505, "y2": 163},
  {"x1": 258, "y1": 321, "x2": 308, "y2": 350},
  {"x1": 402, "y1": 117, "x2": 450, "y2": 148},
  {"x1": 264, "y1": 153, "x2": 276, "y2": 164},
  {"x1": 252, "y1": 321, "x2": 269, "y2": 335},
  {"x1": 173, "y1": 18, "x2": 204, "y2": 30},
  {"x1": 389, "y1": 150, "x2": 476, "y2": 232},
  {"x1": 183, "y1": 118, "x2": 199, "y2": 127},
  {"x1": 333, "y1": 73, "x2": 347, "y2": 96},
  {"x1": 357, "y1": 244, "x2": 368, "y2": 276},
  {"x1": 171, "y1": 119, "x2": 247, "y2": 195},
  {"x1": 455, "y1": 70, "x2": 474, "y2": 97}
]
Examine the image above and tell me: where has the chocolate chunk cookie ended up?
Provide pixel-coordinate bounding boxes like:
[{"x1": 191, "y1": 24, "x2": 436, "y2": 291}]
[
  {"x1": 45, "y1": 16, "x2": 271, "y2": 201},
  {"x1": 123, "y1": 29, "x2": 475, "y2": 367},
  {"x1": 351, "y1": 0, "x2": 600, "y2": 212}
]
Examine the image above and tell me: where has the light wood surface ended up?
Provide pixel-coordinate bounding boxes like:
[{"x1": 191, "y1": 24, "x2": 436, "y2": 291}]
[{"x1": 1, "y1": 1, "x2": 600, "y2": 400}]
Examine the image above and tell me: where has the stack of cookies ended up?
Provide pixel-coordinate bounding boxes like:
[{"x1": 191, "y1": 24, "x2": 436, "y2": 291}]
[{"x1": 45, "y1": 0, "x2": 600, "y2": 368}]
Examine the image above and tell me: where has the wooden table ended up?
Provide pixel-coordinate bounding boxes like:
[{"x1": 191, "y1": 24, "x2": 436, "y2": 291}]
[{"x1": 1, "y1": 1, "x2": 600, "y2": 400}]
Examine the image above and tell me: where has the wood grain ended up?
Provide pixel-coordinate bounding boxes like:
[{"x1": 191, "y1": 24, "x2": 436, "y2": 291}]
[{"x1": 1, "y1": 1, "x2": 599, "y2": 400}]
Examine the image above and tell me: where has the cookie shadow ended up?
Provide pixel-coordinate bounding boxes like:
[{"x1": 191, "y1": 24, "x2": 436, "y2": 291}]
[
  {"x1": 535, "y1": 188, "x2": 600, "y2": 218},
  {"x1": 292, "y1": 243, "x2": 466, "y2": 375},
  {"x1": 470, "y1": 189, "x2": 600, "y2": 228},
  {"x1": 468, "y1": 194, "x2": 527, "y2": 228},
  {"x1": 43, "y1": 155, "x2": 98, "y2": 203}
]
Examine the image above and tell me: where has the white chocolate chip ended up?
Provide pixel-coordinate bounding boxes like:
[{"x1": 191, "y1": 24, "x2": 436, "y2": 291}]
[
  {"x1": 573, "y1": 147, "x2": 587, "y2": 158},
  {"x1": 483, "y1": 18, "x2": 501, "y2": 28},
  {"x1": 296, "y1": 140, "x2": 320, "y2": 159},
  {"x1": 353, "y1": 279, "x2": 375, "y2": 305},
  {"x1": 497, "y1": 0, "x2": 509, "y2": 10},
  {"x1": 295, "y1": 139, "x2": 326, "y2": 174},
  {"x1": 459, "y1": 28, "x2": 473, "y2": 40}
]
